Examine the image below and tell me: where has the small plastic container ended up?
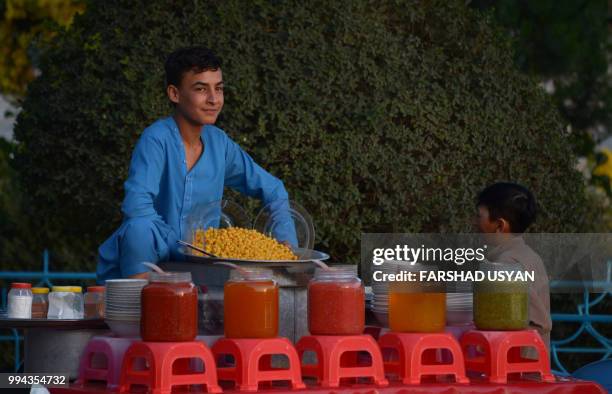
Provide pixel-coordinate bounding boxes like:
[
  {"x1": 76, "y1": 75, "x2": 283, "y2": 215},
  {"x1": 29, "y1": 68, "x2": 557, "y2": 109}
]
[
  {"x1": 388, "y1": 264, "x2": 446, "y2": 333},
  {"x1": 224, "y1": 268, "x2": 278, "y2": 338},
  {"x1": 84, "y1": 286, "x2": 105, "y2": 319},
  {"x1": 31, "y1": 287, "x2": 49, "y2": 319},
  {"x1": 308, "y1": 266, "x2": 365, "y2": 335},
  {"x1": 48, "y1": 286, "x2": 84, "y2": 319},
  {"x1": 474, "y1": 262, "x2": 529, "y2": 330},
  {"x1": 141, "y1": 272, "x2": 198, "y2": 342},
  {"x1": 7, "y1": 283, "x2": 32, "y2": 319}
]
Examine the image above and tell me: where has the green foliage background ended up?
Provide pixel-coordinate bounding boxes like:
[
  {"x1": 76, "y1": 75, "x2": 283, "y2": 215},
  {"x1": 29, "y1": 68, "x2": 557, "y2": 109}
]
[
  {"x1": 10, "y1": 0, "x2": 601, "y2": 274},
  {"x1": 470, "y1": 0, "x2": 611, "y2": 155}
]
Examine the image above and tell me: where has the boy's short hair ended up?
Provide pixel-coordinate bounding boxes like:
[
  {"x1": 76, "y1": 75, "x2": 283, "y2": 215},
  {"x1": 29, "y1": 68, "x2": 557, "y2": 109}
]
[
  {"x1": 477, "y1": 182, "x2": 537, "y2": 233},
  {"x1": 164, "y1": 46, "x2": 222, "y2": 87}
]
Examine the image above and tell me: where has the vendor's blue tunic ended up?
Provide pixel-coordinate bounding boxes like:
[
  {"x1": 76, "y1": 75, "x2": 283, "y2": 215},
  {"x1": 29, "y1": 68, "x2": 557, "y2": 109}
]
[{"x1": 96, "y1": 117, "x2": 296, "y2": 282}]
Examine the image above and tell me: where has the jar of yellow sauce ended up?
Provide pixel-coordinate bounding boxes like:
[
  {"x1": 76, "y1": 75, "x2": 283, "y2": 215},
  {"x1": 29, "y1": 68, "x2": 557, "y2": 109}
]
[{"x1": 388, "y1": 264, "x2": 446, "y2": 332}]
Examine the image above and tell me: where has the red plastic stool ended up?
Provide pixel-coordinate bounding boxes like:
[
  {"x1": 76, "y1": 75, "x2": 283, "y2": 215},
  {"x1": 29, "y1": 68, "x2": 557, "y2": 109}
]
[
  {"x1": 295, "y1": 335, "x2": 388, "y2": 388},
  {"x1": 119, "y1": 341, "x2": 221, "y2": 394},
  {"x1": 211, "y1": 337, "x2": 305, "y2": 391},
  {"x1": 76, "y1": 336, "x2": 136, "y2": 391},
  {"x1": 378, "y1": 332, "x2": 469, "y2": 384},
  {"x1": 460, "y1": 329, "x2": 555, "y2": 383}
]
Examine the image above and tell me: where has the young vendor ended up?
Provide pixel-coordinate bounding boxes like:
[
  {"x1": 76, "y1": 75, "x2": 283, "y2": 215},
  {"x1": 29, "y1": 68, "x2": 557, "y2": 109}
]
[
  {"x1": 475, "y1": 182, "x2": 552, "y2": 352},
  {"x1": 97, "y1": 46, "x2": 296, "y2": 282}
]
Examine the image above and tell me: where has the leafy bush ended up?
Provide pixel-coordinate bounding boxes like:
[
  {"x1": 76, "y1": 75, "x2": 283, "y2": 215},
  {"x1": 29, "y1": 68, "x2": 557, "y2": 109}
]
[
  {"x1": 0, "y1": 0, "x2": 86, "y2": 96},
  {"x1": 12, "y1": 0, "x2": 600, "y2": 270}
]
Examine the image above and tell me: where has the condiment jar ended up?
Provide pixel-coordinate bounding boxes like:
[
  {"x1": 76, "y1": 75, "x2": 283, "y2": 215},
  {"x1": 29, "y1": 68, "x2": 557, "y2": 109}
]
[
  {"x1": 474, "y1": 262, "x2": 528, "y2": 330},
  {"x1": 388, "y1": 264, "x2": 446, "y2": 332},
  {"x1": 141, "y1": 272, "x2": 198, "y2": 342},
  {"x1": 308, "y1": 266, "x2": 364, "y2": 335},
  {"x1": 84, "y1": 286, "x2": 105, "y2": 319},
  {"x1": 7, "y1": 283, "x2": 33, "y2": 319},
  {"x1": 48, "y1": 286, "x2": 84, "y2": 319},
  {"x1": 31, "y1": 287, "x2": 49, "y2": 319},
  {"x1": 224, "y1": 268, "x2": 278, "y2": 338}
]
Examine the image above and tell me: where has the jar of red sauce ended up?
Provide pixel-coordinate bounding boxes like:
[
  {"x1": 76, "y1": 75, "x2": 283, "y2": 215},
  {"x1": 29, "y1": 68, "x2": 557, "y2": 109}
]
[
  {"x1": 141, "y1": 272, "x2": 198, "y2": 342},
  {"x1": 224, "y1": 268, "x2": 278, "y2": 338},
  {"x1": 308, "y1": 266, "x2": 364, "y2": 335}
]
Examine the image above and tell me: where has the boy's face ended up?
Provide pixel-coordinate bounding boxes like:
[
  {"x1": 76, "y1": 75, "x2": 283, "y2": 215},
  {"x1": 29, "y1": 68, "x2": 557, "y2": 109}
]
[
  {"x1": 475, "y1": 205, "x2": 503, "y2": 233},
  {"x1": 167, "y1": 68, "x2": 224, "y2": 125}
]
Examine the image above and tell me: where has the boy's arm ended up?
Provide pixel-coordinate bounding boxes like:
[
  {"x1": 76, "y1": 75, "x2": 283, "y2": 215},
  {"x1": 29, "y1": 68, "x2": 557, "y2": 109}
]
[
  {"x1": 223, "y1": 134, "x2": 298, "y2": 247},
  {"x1": 121, "y1": 132, "x2": 165, "y2": 220},
  {"x1": 119, "y1": 132, "x2": 174, "y2": 277}
]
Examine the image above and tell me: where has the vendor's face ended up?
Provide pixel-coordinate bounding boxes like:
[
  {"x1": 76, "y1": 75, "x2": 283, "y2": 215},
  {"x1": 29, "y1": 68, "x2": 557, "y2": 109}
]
[
  {"x1": 476, "y1": 205, "x2": 501, "y2": 234},
  {"x1": 167, "y1": 68, "x2": 224, "y2": 125}
]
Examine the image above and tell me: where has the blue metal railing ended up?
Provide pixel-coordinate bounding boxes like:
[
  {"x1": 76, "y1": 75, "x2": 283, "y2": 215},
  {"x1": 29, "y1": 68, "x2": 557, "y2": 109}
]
[
  {"x1": 549, "y1": 260, "x2": 612, "y2": 375},
  {"x1": 0, "y1": 252, "x2": 611, "y2": 374},
  {"x1": 0, "y1": 250, "x2": 96, "y2": 371}
]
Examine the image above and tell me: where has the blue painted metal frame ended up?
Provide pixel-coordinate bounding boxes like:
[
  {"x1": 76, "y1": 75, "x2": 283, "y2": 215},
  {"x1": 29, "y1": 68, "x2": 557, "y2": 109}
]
[
  {"x1": 0, "y1": 252, "x2": 610, "y2": 374},
  {"x1": 549, "y1": 260, "x2": 612, "y2": 376},
  {"x1": 0, "y1": 250, "x2": 96, "y2": 371}
]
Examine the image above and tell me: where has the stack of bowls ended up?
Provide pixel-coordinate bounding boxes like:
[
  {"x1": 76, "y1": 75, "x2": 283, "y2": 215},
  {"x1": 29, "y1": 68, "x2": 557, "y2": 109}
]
[
  {"x1": 104, "y1": 279, "x2": 147, "y2": 337},
  {"x1": 370, "y1": 261, "x2": 402, "y2": 326}
]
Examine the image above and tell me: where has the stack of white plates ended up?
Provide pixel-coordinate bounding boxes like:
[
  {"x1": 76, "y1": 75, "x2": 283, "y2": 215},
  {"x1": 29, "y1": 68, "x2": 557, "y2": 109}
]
[
  {"x1": 446, "y1": 293, "x2": 473, "y2": 325},
  {"x1": 370, "y1": 261, "x2": 403, "y2": 326},
  {"x1": 104, "y1": 279, "x2": 147, "y2": 337}
]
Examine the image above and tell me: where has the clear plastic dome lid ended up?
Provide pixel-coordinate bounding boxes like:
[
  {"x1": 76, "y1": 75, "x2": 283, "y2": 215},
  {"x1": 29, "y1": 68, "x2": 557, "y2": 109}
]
[
  {"x1": 253, "y1": 199, "x2": 315, "y2": 251},
  {"x1": 184, "y1": 199, "x2": 250, "y2": 243}
]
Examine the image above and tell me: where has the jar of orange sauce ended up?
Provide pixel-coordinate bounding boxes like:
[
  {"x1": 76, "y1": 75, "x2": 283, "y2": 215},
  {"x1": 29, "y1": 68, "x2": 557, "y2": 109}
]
[
  {"x1": 389, "y1": 264, "x2": 446, "y2": 332},
  {"x1": 308, "y1": 266, "x2": 364, "y2": 335},
  {"x1": 141, "y1": 272, "x2": 198, "y2": 342},
  {"x1": 224, "y1": 268, "x2": 278, "y2": 338}
]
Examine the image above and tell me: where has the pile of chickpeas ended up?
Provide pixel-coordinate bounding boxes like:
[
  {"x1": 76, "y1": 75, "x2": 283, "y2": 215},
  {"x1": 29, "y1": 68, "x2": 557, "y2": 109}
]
[{"x1": 193, "y1": 227, "x2": 297, "y2": 261}]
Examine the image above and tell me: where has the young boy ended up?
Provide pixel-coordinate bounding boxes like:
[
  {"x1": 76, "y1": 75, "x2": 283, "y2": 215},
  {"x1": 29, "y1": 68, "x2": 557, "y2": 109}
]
[
  {"x1": 475, "y1": 182, "x2": 552, "y2": 352},
  {"x1": 96, "y1": 46, "x2": 296, "y2": 282}
]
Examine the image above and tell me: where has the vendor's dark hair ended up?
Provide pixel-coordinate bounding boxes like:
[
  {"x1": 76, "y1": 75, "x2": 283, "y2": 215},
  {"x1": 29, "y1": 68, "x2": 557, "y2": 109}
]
[
  {"x1": 164, "y1": 46, "x2": 222, "y2": 87},
  {"x1": 477, "y1": 182, "x2": 537, "y2": 233}
]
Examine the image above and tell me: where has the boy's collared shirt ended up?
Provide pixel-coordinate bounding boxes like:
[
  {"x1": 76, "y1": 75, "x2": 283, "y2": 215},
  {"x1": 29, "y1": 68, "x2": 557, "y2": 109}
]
[{"x1": 487, "y1": 235, "x2": 552, "y2": 348}]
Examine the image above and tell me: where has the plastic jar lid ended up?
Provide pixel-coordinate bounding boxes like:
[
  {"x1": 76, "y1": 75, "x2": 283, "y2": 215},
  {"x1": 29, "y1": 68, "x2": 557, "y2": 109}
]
[
  {"x1": 11, "y1": 283, "x2": 32, "y2": 289},
  {"x1": 32, "y1": 287, "x2": 50, "y2": 294},
  {"x1": 313, "y1": 266, "x2": 359, "y2": 281},
  {"x1": 52, "y1": 286, "x2": 75, "y2": 292},
  {"x1": 87, "y1": 286, "x2": 105, "y2": 293},
  {"x1": 149, "y1": 271, "x2": 192, "y2": 283},
  {"x1": 229, "y1": 267, "x2": 274, "y2": 281},
  {"x1": 69, "y1": 286, "x2": 83, "y2": 293}
]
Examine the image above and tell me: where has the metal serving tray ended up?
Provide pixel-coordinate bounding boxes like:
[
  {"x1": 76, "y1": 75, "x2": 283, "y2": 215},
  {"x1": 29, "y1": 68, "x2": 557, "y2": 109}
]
[{"x1": 180, "y1": 247, "x2": 330, "y2": 268}]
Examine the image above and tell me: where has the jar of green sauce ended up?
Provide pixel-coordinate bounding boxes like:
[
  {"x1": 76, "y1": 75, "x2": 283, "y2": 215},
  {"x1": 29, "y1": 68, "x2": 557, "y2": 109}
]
[{"x1": 474, "y1": 262, "x2": 529, "y2": 330}]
